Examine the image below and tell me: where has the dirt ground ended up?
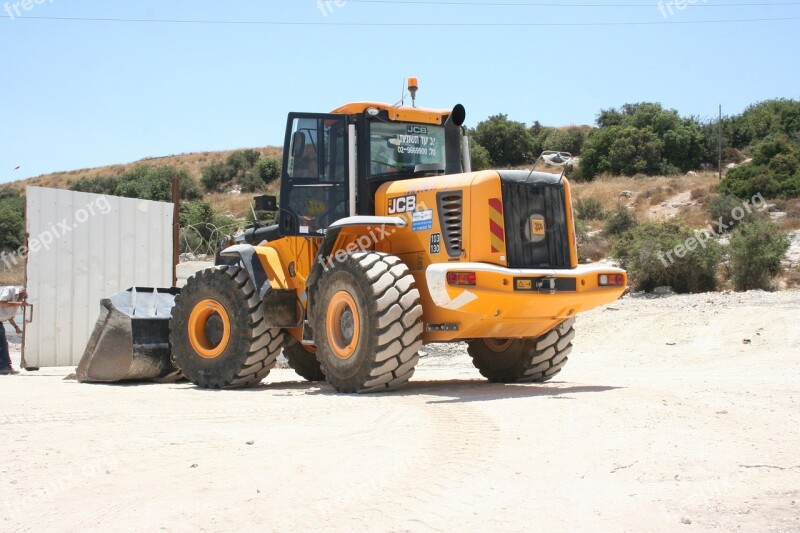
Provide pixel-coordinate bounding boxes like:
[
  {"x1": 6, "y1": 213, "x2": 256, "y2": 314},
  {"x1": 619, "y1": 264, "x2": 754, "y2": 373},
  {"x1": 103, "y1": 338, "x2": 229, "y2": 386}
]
[{"x1": 1, "y1": 290, "x2": 799, "y2": 532}]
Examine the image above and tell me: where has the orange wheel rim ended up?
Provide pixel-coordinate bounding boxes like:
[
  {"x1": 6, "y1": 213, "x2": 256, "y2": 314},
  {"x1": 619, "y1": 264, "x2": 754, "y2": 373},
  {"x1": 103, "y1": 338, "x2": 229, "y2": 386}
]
[
  {"x1": 188, "y1": 299, "x2": 231, "y2": 359},
  {"x1": 484, "y1": 339, "x2": 513, "y2": 353},
  {"x1": 326, "y1": 291, "x2": 360, "y2": 360}
]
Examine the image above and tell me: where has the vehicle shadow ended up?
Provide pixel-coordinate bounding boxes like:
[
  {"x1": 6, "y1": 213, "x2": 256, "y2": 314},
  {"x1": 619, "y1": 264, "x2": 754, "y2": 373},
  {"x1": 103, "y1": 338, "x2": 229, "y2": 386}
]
[
  {"x1": 249, "y1": 378, "x2": 623, "y2": 403},
  {"x1": 406, "y1": 380, "x2": 621, "y2": 404},
  {"x1": 72, "y1": 375, "x2": 622, "y2": 403}
]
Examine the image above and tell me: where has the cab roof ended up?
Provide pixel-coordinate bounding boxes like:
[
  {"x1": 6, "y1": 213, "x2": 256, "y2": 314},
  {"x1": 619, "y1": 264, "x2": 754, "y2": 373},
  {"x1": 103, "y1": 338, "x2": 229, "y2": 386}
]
[{"x1": 330, "y1": 102, "x2": 452, "y2": 125}]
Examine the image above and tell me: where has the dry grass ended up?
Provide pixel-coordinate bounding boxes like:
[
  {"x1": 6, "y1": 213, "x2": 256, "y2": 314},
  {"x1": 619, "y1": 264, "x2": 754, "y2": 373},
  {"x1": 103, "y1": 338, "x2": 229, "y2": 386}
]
[
  {"x1": 571, "y1": 172, "x2": 721, "y2": 225},
  {"x1": 773, "y1": 198, "x2": 800, "y2": 231},
  {"x1": 675, "y1": 204, "x2": 713, "y2": 229},
  {"x1": 778, "y1": 267, "x2": 800, "y2": 289},
  {"x1": 205, "y1": 193, "x2": 257, "y2": 219},
  {"x1": 7, "y1": 146, "x2": 284, "y2": 193},
  {"x1": 0, "y1": 261, "x2": 25, "y2": 286},
  {"x1": 578, "y1": 235, "x2": 614, "y2": 262}
]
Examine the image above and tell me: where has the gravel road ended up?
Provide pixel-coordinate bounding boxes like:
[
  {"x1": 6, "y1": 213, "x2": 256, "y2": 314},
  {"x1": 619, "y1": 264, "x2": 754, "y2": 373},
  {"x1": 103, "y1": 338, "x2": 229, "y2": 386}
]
[{"x1": 1, "y1": 290, "x2": 798, "y2": 531}]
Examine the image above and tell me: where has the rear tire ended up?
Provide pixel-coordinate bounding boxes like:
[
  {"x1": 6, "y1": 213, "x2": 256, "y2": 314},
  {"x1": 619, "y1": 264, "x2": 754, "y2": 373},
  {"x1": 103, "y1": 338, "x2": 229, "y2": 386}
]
[
  {"x1": 312, "y1": 252, "x2": 423, "y2": 393},
  {"x1": 467, "y1": 319, "x2": 575, "y2": 383},
  {"x1": 170, "y1": 266, "x2": 284, "y2": 389},
  {"x1": 283, "y1": 337, "x2": 325, "y2": 382}
]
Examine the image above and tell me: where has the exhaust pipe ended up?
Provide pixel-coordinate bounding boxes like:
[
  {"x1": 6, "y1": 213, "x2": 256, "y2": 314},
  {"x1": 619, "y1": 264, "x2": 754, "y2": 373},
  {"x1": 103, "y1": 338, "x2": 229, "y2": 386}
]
[{"x1": 445, "y1": 104, "x2": 466, "y2": 175}]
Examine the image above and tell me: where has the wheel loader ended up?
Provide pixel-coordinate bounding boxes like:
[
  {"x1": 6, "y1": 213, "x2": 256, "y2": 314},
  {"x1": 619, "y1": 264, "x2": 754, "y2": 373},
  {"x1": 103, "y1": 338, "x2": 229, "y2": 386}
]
[{"x1": 77, "y1": 79, "x2": 627, "y2": 393}]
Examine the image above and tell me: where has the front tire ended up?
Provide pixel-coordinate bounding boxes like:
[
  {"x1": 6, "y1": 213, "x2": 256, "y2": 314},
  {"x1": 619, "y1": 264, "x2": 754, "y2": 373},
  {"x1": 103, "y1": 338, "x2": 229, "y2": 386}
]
[
  {"x1": 467, "y1": 319, "x2": 575, "y2": 383},
  {"x1": 170, "y1": 266, "x2": 284, "y2": 389},
  {"x1": 312, "y1": 252, "x2": 423, "y2": 393}
]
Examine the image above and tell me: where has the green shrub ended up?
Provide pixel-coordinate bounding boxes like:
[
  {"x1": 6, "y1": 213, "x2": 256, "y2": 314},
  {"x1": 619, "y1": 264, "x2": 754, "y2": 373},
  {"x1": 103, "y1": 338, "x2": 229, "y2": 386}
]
[
  {"x1": 728, "y1": 99, "x2": 800, "y2": 149},
  {"x1": 708, "y1": 194, "x2": 760, "y2": 232},
  {"x1": 718, "y1": 136, "x2": 800, "y2": 199},
  {"x1": 603, "y1": 205, "x2": 637, "y2": 236},
  {"x1": 0, "y1": 188, "x2": 25, "y2": 251},
  {"x1": 238, "y1": 172, "x2": 265, "y2": 193},
  {"x1": 227, "y1": 149, "x2": 261, "y2": 174},
  {"x1": 529, "y1": 122, "x2": 552, "y2": 158},
  {"x1": 469, "y1": 139, "x2": 492, "y2": 171},
  {"x1": 70, "y1": 176, "x2": 118, "y2": 196},
  {"x1": 579, "y1": 103, "x2": 704, "y2": 180},
  {"x1": 201, "y1": 161, "x2": 234, "y2": 192},
  {"x1": 70, "y1": 165, "x2": 202, "y2": 202},
  {"x1": 473, "y1": 114, "x2": 535, "y2": 167},
  {"x1": 574, "y1": 218, "x2": 589, "y2": 244},
  {"x1": 728, "y1": 220, "x2": 790, "y2": 291},
  {"x1": 542, "y1": 127, "x2": 590, "y2": 156},
  {"x1": 575, "y1": 197, "x2": 606, "y2": 221},
  {"x1": 254, "y1": 157, "x2": 282, "y2": 183},
  {"x1": 612, "y1": 221, "x2": 723, "y2": 293}
]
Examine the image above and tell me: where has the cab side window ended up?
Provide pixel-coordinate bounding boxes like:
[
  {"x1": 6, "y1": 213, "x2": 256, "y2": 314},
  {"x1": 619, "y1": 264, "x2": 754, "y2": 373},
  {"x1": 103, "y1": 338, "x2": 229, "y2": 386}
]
[
  {"x1": 287, "y1": 118, "x2": 346, "y2": 183},
  {"x1": 281, "y1": 114, "x2": 350, "y2": 236}
]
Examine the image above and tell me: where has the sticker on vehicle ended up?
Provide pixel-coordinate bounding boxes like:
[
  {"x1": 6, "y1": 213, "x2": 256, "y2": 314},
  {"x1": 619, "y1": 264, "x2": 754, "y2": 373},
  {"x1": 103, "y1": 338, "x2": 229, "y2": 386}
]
[
  {"x1": 528, "y1": 214, "x2": 546, "y2": 243},
  {"x1": 412, "y1": 209, "x2": 434, "y2": 231},
  {"x1": 430, "y1": 233, "x2": 441, "y2": 254},
  {"x1": 306, "y1": 198, "x2": 327, "y2": 216}
]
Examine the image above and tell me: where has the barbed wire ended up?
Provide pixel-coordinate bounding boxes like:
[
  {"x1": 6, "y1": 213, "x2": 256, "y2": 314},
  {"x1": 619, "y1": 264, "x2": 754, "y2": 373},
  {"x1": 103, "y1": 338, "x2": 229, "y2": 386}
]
[{"x1": 179, "y1": 222, "x2": 239, "y2": 258}]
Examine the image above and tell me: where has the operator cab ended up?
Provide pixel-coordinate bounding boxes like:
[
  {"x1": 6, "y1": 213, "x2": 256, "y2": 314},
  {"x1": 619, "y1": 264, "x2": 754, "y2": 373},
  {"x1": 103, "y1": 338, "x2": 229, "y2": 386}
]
[{"x1": 278, "y1": 85, "x2": 467, "y2": 237}]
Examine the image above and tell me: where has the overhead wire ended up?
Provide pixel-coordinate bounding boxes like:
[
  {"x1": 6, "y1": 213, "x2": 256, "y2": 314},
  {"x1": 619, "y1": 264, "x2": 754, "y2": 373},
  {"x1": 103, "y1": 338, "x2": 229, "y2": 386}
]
[{"x1": 1, "y1": 14, "x2": 799, "y2": 26}]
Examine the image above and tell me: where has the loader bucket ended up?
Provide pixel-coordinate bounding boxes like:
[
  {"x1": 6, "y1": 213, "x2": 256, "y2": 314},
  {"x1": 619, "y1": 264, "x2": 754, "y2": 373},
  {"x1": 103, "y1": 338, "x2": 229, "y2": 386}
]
[{"x1": 76, "y1": 287, "x2": 182, "y2": 383}]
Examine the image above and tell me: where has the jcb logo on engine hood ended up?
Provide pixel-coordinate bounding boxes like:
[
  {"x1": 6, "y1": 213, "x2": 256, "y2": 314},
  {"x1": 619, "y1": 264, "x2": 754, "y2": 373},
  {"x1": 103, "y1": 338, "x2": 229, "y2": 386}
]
[
  {"x1": 388, "y1": 195, "x2": 417, "y2": 214},
  {"x1": 528, "y1": 214, "x2": 546, "y2": 243}
]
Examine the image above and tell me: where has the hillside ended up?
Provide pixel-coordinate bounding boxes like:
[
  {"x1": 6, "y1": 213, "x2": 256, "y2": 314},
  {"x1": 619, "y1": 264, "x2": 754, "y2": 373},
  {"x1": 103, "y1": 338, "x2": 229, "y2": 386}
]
[
  {"x1": 7, "y1": 147, "x2": 284, "y2": 222},
  {"x1": 2, "y1": 109, "x2": 798, "y2": 293}
]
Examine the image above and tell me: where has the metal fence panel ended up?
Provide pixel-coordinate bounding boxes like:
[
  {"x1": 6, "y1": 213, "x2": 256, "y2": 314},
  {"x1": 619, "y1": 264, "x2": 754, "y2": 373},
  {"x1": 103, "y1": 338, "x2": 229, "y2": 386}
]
[{"x1": 23, "y1": 187, "x2": 173, "y2": 367}]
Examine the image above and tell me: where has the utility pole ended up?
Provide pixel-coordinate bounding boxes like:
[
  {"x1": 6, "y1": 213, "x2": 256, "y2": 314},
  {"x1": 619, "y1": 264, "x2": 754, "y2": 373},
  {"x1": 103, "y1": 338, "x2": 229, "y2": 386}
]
[
  {"x1": 172, "y1": 176, "x2": 180, "y2": 287},
  {"x1": 718, "y1": 104, "x2": 723, "y2": 180}
]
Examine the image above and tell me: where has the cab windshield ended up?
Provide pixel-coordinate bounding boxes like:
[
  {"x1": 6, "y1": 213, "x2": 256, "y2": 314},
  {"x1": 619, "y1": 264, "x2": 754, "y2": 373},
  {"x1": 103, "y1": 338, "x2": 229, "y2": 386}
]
[{"x1": 369, "y1": 121, "x2": 446, "y2": 178}]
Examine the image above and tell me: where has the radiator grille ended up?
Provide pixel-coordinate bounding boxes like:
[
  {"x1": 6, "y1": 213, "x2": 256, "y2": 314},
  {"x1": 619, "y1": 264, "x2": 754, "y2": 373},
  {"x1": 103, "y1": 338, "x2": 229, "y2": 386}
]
[
  {"x1": 436, "y1": 191, "x2": 464, "y2": 258},
  {"x1": 501, "y1": 182, "x2": 570, "y2": 269}
]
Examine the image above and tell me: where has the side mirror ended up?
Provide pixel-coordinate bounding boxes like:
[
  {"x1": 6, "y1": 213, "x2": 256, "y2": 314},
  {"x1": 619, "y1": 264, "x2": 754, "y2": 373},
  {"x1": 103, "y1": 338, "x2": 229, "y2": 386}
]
[
  {"x1": 254, "y1": 195, "x2": 278, "y2": 212},
  {"x1": 292, "y1": 131, "x2": 306, "y2": 160}
]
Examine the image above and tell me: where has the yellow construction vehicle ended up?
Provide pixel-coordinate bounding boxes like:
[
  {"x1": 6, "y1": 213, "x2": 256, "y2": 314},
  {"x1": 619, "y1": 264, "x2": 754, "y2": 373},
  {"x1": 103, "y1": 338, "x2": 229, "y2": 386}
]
[{"x1": 78, "y1": 79, "x2": 626, "y2": 393}]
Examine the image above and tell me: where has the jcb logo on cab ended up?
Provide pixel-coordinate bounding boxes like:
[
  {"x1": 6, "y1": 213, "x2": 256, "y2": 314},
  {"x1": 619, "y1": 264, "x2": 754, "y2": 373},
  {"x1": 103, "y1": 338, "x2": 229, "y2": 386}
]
[{"x1": 388, "y1": 195, "x2": 416, "y2": 214}]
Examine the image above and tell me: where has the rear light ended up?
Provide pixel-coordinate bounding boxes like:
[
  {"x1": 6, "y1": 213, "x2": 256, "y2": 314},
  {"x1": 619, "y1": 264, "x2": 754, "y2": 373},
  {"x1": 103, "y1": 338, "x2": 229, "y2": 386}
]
[
  {"x1": 447, "y1": 272, "x2": 477, "y2": 286},
  {"x1": 599, "y1": 274, "x2": 625, "y2": 287}
]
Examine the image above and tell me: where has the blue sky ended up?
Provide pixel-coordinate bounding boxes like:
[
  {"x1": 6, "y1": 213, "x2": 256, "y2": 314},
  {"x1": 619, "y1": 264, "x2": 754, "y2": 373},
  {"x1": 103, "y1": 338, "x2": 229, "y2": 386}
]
[{"x1": 1, "y1": 0, "x2": 799, "y2": 183}]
